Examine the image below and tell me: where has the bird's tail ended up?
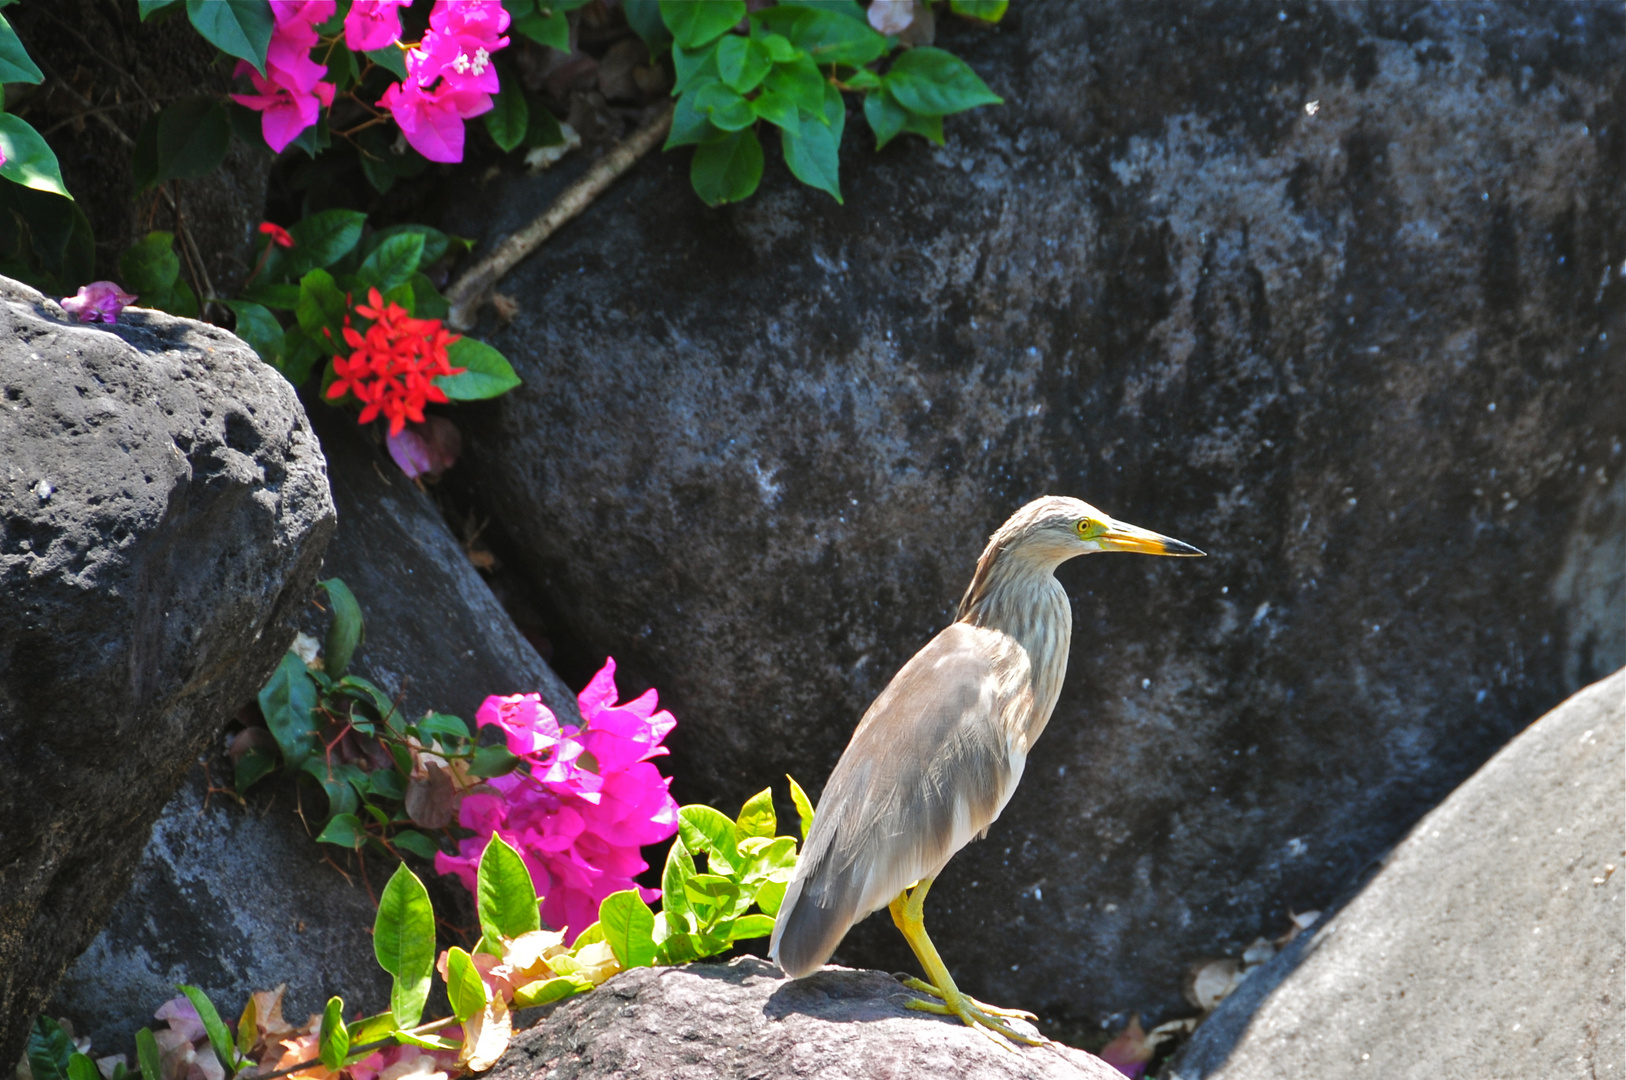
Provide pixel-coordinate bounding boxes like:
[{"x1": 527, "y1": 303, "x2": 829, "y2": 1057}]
[{"x1": 768, "y1": 858, "x2": 859, "y2": 978}]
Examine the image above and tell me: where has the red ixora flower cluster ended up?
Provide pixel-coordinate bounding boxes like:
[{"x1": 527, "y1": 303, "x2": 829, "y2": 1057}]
[{"x1": 326, "y1": 287, "x2": 464, "y2": 436}]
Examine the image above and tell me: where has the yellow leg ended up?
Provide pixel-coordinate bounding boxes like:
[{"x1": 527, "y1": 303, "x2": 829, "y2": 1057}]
[{"x1": 887, "y1": 879, "x2": 1045, "y2": 1047}]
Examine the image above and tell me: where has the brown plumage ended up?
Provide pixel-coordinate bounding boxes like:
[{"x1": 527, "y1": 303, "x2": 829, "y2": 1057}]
[{"x1": 770, "y1": 496, "x2": 1201, "y2": 986}]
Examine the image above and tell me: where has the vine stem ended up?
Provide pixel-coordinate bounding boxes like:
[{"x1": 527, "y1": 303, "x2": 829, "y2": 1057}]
[
  {"x1": 443, "y1": 102, "x2": 674, "y2": 331},
  {"x1": 235, "y1": 1016, "x2": 460, "y2": 1080}
]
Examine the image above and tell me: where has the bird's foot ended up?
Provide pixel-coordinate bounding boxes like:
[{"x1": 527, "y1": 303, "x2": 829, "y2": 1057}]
[{"x1": 896, "y1": 977, "x2": 1046, "y2": 1046}]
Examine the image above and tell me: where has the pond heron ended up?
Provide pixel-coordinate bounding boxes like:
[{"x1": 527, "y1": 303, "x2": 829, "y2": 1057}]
[{"x1": 769, "y1": 496, "x2": 1203, "y2": 1045}]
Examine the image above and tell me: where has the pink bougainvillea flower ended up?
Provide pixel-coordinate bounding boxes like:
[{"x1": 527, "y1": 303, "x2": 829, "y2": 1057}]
[
  {"x1": 259, "y1": 221, "x2": 295, "y2": 248},
  {"x1": 61, "y1": 281, "x2": 137, "y2": 323},
  {"x1": 231, "y1": 61, "x2": 335, "y2": 153},
  {"x1": 436, "y1": 658, "x2": 680, "y2": 938},
  {"x1": 377, "y1": 0, "x2": 509, "y2": 162},
  {"x1": 379, "y1": 78, "x2": 492, "y2": 162},
  {"x1": 345, "y1": 0, "x2": 412, "y2": 51}
]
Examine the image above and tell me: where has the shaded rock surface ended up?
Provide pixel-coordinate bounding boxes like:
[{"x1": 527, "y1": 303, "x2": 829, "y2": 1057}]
[
  {"x1": 489, "y1": 956, "x2": 1121, "y2": 1080},
  {"x1": 0, "y1": 276, "x2": 333, "y2": 1065},
  {"x1": 443, "y1": 1, "x2": 1625, "y2": 1026},
  {"x1": 1170, "y1": 667, "x2": 1626, "y2": 1080},
  {"x1": 46, "y1": 396, "x2": 584, "y2": 1056}
]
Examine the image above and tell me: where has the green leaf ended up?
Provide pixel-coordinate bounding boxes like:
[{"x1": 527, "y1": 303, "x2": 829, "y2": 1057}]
[
  {"x1": 258, "y1": 650, "x2": 319, "y2": 770},
  {"x1": 138, "y1": 0, "x2": 183, "y2": 20},
  {"x1": 477, "y1": 832, "x2": 540, "y2": 949},
  {"x1": 623, "y1": 0, "x2": 670, "y2": 51},
  {"x1": 665, "y1": 85, "x2": 724, "y2": 149},
  {"x1": 762, "y1": 54, "x2": 825, "y2": 117},
  {"x1": 135, "y1": 1030, "x2": 163, "y2": 1080},
  {"x1": 659, "y1": 0, "x2": 744, "y2": 49},
  {"x1": 153, "y1": 97, "x2": 232, "y2": 183},
  {"x1": 444, "y1": 947, "x2": 487, "y2": 1022},
  {"x1": 412, "y1": 712, "x2": 470, "y2": 742},
  {"x1": 781, "y1": 99, "x2": 842, "y2": 203},
  {"x1": 178, "y1": 985, "x2": 237, "y2": 1076},
  {"x1": 863, "y1": 87, "x2": 941, "y2": 148},
  {"x1": 334, "y1": 675, "x2": 396, "y2": 724},
  {"x1": 471, "y1": 744, "x2": 523, "y2": 777},
  {"x1": 571, "y1": 921, "x2": 605, "y2": 949},
  {"x1": 438, "y1": 337, "x2": 522, "y2": 400},
  {"x1": 512, "y1": 5, "x2": 569, "y2": 50},
  {"x1": 693, "y1": 83, "x2": 755, "y2": 132},
  {"x1": 599, "y1": 889, "x2": 658, "y2": 969},
  {"x1": 779, "y1": 0, "x2": 867, "y2": 21},
  {"x1": 690, "y1": 127, "x2": 762, "y2": 207},
  {"x1": 716, "y1": 35, "x2": 771, "y2": 94},
  {"x1": 283, "y1": 209, "x2": 368, "y2": 278},
  {"x1": 234, "y1": 747, "x2": 276, "y2": 794},
  {"x1": 316, "y1": 812, "x2": 364, "y2": 848},
  {"x1": 186, "y1": 0, "x2": 274, "y2": 76},
  {"x1": 223, "y1": 300, "x2": 285, "y2": 371},
  {"x1": 355, "y1": 232, "x2": 423, "y2": 294},
  {"x1": 318, "y1": 997, "x2": 349, "y2": 1071},
  {"x1": 374, "y1": 863, "x2": 436, "y2": 1029},
  {"x1": 683, "y1": 873, "x2": 741, "y2": 928},
  {"x1": 524, "y1": 101, "x2": 564, "y2": 148},
  {"x1": 484, "y1": 81, "x2": 529, "y2": 153},
  {"x1": 750, "y1": 89, "x2": 798, "y2": 132},
  {"x1": 367, "y1": 768, "x2": 405, "y2": 800},
  {"x1": 301, "y1": 758, "x2": 362, "y2": 819},
  {"x1": 950, "y1": 0, "x2": 1008, "y2": 21},
  {"x1": 760, "y1": 33, "x2": 799, "y2": 63},
  {"x1": 755, "y1": 876, "x2": 788, "y2": 916},
  {"x1": 27, "y1": 1017, "x2": 70, "y2": 1080},
  {"x1": 0, "y1": 11, "x2": 43, "y2": 84},
  {"x1": 510, "y1": 976, "x2": 588, "y2": 1008},
  {"x1": 754, "y1": 5, "x2": 888, "y2": 66},
  {"x1": 0, "y1": 114, "x2": 70, "y2": 198},
  {"x1": 735, "y1": 787, "x2": 777, "y2": 841},
  {"x1": 242, "y1": 281, "x2": 301, "y2": 309},
  {"x1": 365, "y1": 46, "x2": 408, "y2": 79},
  {"x1": 318, "y1": 578, "x2": 364, "y2": 679},
  {"x1": 660, "y1": 836, "x2": 695, "y2": 920},
  {"x1": 883, "y1": 47, "x2": 1002, "y2": 115},
  {"x1": 678, "y1": 805, "x2": 739, "y2": 873},
  {"x1": 788, "y1": 774, "x2": 814, "y2": 842},
  {"x1": 655, "y1": 931, "x2": 703, "y2": 964},
  {"x1": 365, "y1": 223, "x2": 453, "y2": 267},
  {"x1": 671, "y1": 41, "x2": 720, "y2": 95},
  {"x1": 346, "y1": 1013, "x2": 397, "y2": 1050},
  {"x1": 119, "y1": 231, "x2": 181, "y2": 297},
  {"x1": 727, "y1": 913, "x2": 776, "y2": 941},
  {"x1": 409, "y1": 273, "x2": 450, "y2": 320},
  {"x1": 392, "y1": 829, "x2": 440, "y2": 860},
  {"x1": 295, "y1": 267, "x2": 348, "y2": 349},
  {"x1": 841, "y1": 68, "x2": 881, "y2": 91},
  {"x1": 65, "y1": 1052, "x2": 98, "y2": 1080}
]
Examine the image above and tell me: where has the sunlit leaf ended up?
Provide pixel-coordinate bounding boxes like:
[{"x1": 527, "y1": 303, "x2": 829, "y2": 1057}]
[
  {"x1": 178, "y1": 985, "x2": 237, "y2": 1074},
  {"x1": 477, "y1": 832, "x2": 540, "y2": 951},
  {"x1": 317, "y1": 998, "x2": 349, "y2": 1071},
  {"x1": 735, "y1": 787, "x2": 776, "y2": 840},
  {"x1": 788, "y1": 774, "x2": 815, "y2": 843},
  {"x1": 678, "y1": 805, "x2": 739, "y2": 873},
  {"x1": 0, "y1": 114, "x2": 71, "y2": 198},
  {"x1": 374, "y1": 864, "x2": 436, "y2": 1028},
  {"x1": 599, "y1": 890, "x2": 658, "y2": 969},
  {"x1": 438, "y1": 337, "x2": 522, "y2": 400},
  {"x1": 445, "y1": 947, "x2": 487, "y2": 1023}
]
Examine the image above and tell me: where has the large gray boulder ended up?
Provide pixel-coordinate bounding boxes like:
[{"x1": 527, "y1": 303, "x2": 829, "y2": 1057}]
[
  {"x1": 47, "y1": 394, "x2": 584, "y2": 1057},
  {"x1": 1170, "y1": 667, "x2": 1625, "y2": 1080},
  {"x1": 0, "y1": 277, "x2": 334, "y2": 1065},
  {"x1": 442, "y1": 1, "x2": 1625, "y2": 1027},
  {"x1": 489, "y1": 956, "x2": 1122, "y2": 1080}
]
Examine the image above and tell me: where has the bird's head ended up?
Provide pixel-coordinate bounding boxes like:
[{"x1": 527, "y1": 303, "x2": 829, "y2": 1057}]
[{"x1": 993, "y1": 495, "x2": 1206, "y2": 565}]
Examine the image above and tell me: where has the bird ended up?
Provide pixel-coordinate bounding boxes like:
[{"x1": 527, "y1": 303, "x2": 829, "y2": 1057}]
[{"x1": 768, "y1": 495, "x2": 1203, "y2": 1045}]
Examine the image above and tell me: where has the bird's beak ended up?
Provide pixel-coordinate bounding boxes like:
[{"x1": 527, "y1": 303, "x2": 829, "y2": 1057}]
[{"x1": 1098, "y1": 517, "x2": 1205, "y2": 557}]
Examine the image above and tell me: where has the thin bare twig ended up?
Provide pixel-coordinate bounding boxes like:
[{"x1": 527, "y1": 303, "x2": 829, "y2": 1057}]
[{"x1": 443, "y1": 102, "x2": 674, "y2": 330}]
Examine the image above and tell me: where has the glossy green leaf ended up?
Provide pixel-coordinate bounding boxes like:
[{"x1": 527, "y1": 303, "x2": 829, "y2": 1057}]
[
  {"x1": 683, "y1": 873, "x2": 740, "y2": 928},
  {"x1": 186, "y1": 0, "x2": 274, "y2": 76},
  {"x1": 751, "y1": 89, "x2": 799, "y2": 132},
  {"x1": 661, "y1": 836, "x2": 696, "y2": 920},
  {"x1": 788, "y1": 774, "x2": 814, "y2": 842},
  {"x1": 0, "y1": 11, "x2": 43, "y2": 84},
  {"x1": 478, "y1": 832, "x2": 541, "y2": 949},
  {"x1": 599, "y1": 889, "x2": 658, "y2": 969},
  {"x1": 693, "y1": 82, "x2": 755, "y2": 132},
  {"x1": 690, "y1": 127, "x2": 762, "y2": 207},
  {"x1": 316, "y1": 812, "x2": 364, "y2": 848},
  {"x1": 762, "y1": 54, "x2": 824, "y2": 118},
  {"x1": 355, "y1": 232, "x2": 423, "y2": 294},
  {"x1": 223, "y1": 300, "x2": 285, "y2": 371},
  {"x1": 0, "y1": 113, "x2": 71, "y2": 198},
  {"x1": 301, "y1": 758, "x2": 361, "y2": 820},
  {"x1": 65, "y1": 1054, "x2": 98, "y2": 1080},
  {"x1": 135, "y1": 1030, "x2": 162, "y2": 1080},
  {"x1": 318, "y1": 997, "x2": 349, "y2": 1071},
  {"x1": 623, "y1": 0, "x2": 670, "y2": 51},
  {"x1": 841, "y1": 68, "x2": 881, "y2": 91},
  {"x1": 781, "y1": 98, "x2": 842, "y2": 203},
  {"x1": 283, "y1": 209, "x2": 368, "y2": 278},
  {"x1": 374, "y1": 863, "x2": 436, "y2": 1028},
  {"x1": 471, "y1": 744, "x2": 523, "y2": 778},
  {"x1": 392, "y1": 829, "x2": 439, "y2": 860},
  {"x1": 949, "y1": 0, "x2": 1008, "y2": 21},
  {"x1": 365, "y1": 224, "x2": 454, "y2": 267},
  {"x1": 754, "y1": 5, "x2": 887, "y2": 66},
  {"x1": 445, "y1": 947, "x2": 487, "y2": 1022},
  {"x1": 138, "y1": 0, "x2": 183, "y2": 20},
  {"x1": 655, "y1": 931, "x2": 703, "y2": 964},
  {"x1": 571, "y1": 921, "x2": 605, "y2": 949},
  {"x1": 760, "y1": 33, "x2": 799, "y2": 63},
  {"x1": 510, "y1": 976, "x2": 588, "y2": 1008},
  {"x1": 365, "y1": 46, "x2": 408, "y2": 79},
  {"x1": 408, "y1": 273, "x2": 449, "y2": 320},
  {"x1": 295, "y1": 267, "x2": 347, "y2": 347},
  {"x1": 512, "y1": 4, "x2": 568, "y2": 49},
  {"x1": 716, "y1": 35, "x2": 770, "y2": 94},
  {"x1": 755, "y1": 875, "x2": 788, "y2": 916},
  {"x1": 154, "y1": 97, "x2": 232, "y2": 183},
  {"x1": 735, "y1": 787, "x2": 777, "y2": 840},
  {"x1": 27, "y1": 1017, "x2": 70, "y2": 1080},
  {"x1": 659, "y1": 0, "x2": 744, "y2": 49},
  {"x1": 883, "y1": 47, "x2": 1002, "y2": 115},
  {"x1": 346, "y1": 1013, "x2": 397, "y2": 1050},
  {"x1": 728, "y1": 913, "x2": 776, "y2": 941},
  {"x1": 319, "y1": 577, "x2": 362, "y2": 679},
  {"x1": 438, "y1": 337, "x2": 522, "y2": 400},
  {"x1": 233, "y1": 747, "x2": 276, "y2": 794},
  {"x1": 484, "y1": 81, "x2": 530, "y2": 152},
  {"x1": 258, "y1": 650, "x2": 318, "y2": 770},
  {"x1": 863, "y1": 87, "x2": 942, "y2": 148},
  {"x1": 665, "y1": 84, "x2": 724, "y2": 149},
  {"x1": 678, "y1": 805, "x2": 740, "y2": 873},
  {"x1": 671, "y1": 40, "x2": 721, "y2": 95},
  {"x1": 412, "y1": 711, "x2": 469, "y2": 742},
  {"x1": 178, "y1": 985, "x2": 237, "y2": 1075}
]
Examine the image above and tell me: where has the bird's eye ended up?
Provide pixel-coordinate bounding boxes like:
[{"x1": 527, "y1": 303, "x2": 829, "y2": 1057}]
[{"x1": 1076, "y1": 519, "x2": 1091, "y2": 538}]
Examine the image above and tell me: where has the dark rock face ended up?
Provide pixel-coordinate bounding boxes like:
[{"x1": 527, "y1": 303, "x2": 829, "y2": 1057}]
[
  {"x1": 1170, "y1": 667, "x2": 1625, "y2": 1080},
  {"x1": 0, "y1": 276, "x2": 334, "y2": 1064},
  {"x1": 444, "y1": 2, "x2": 1625, "y2": 1026},
  {"x1": 45, "y1": 396, "x2": 583, "y2": 1057},
  {"x1": 489, "y1": 957, "x2": 1122, "y2": 1080}
]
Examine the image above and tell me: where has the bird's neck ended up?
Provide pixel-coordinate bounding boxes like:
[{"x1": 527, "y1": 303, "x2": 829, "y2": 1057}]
[{"x1": 957, "y1": 556, "x2": 1073, "y2": 744}]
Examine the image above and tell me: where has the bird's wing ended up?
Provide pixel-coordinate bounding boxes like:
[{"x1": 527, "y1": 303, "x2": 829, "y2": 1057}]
[{"x1": 769, "y1": 622, "x2": 1033, "y2": 977}]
